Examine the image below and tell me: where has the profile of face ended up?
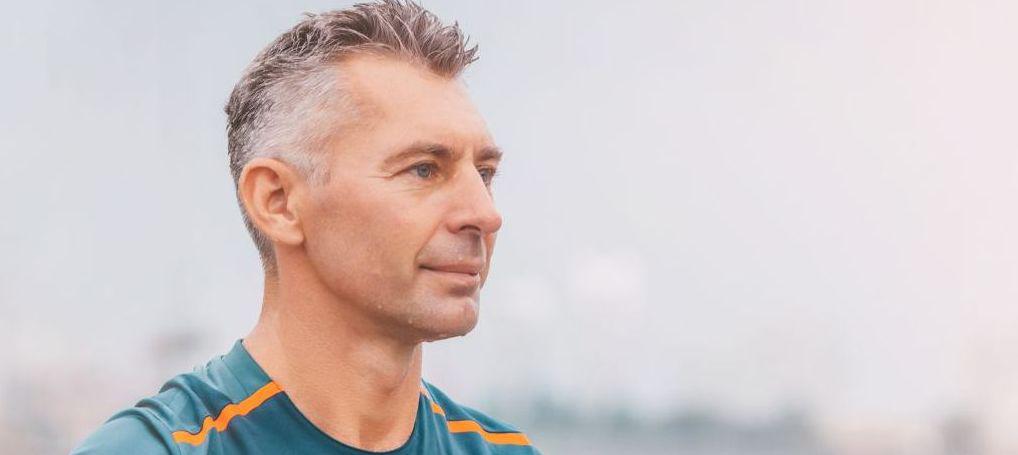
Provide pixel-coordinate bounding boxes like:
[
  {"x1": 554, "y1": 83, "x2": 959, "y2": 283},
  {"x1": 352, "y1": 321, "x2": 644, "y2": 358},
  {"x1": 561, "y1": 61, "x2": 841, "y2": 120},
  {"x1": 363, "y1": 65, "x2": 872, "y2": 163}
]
[{"x1": 296, "y1": 55, "x2": 503, "y2": 343}]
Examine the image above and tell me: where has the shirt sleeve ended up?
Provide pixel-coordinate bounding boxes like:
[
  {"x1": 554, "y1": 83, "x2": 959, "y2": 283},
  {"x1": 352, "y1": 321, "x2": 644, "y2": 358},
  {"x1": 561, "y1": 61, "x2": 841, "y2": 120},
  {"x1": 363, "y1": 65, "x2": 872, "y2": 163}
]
[{"x1": 70, "y1": 411, "x2": 177, "y2": 455}]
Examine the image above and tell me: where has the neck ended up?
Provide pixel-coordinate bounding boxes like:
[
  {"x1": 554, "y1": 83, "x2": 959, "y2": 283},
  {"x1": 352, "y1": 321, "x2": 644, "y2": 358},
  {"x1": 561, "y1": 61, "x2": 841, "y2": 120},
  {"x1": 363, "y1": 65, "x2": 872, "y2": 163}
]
[{"x1": 244, "y1": 263, "x2": 423, "y2": 452}]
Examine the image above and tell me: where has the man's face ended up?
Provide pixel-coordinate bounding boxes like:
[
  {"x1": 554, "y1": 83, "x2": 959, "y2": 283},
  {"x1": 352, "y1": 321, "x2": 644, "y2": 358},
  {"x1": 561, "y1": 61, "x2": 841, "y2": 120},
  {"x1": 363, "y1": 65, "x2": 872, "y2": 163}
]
[{"x1": 299, "y1": 55, "x2": 502, "y2": 343}]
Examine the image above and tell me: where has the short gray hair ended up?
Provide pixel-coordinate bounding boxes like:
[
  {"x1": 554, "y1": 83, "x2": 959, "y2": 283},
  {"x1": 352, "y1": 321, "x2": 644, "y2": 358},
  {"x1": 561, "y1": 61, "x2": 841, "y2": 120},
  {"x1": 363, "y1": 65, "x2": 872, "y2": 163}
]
[{"x1": 224, "y1": 0, "x2": 479, "y2": 273}]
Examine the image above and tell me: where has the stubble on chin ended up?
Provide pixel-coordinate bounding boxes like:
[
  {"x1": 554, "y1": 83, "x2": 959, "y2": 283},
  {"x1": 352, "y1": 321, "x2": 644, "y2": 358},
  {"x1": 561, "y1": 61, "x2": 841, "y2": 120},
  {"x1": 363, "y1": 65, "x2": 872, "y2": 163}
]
[{"x1": 404, "y1": 293, "x2": 481, "y2": 344}]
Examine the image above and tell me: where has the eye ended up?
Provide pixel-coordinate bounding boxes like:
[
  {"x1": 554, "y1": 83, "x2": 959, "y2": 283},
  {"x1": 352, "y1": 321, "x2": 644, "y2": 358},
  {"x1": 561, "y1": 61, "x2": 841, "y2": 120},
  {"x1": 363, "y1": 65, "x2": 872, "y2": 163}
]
[
  {"x1": 409, "y1": 162, "x2": 438, "y2": 179},
  {"x1": 478, "y1": 167, "x2": 500, "y2": 186}
]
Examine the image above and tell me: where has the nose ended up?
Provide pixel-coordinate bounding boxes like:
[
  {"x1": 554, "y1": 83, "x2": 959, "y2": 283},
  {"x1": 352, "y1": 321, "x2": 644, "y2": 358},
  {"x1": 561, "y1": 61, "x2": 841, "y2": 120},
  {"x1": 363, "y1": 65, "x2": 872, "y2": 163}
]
[{"x1": 446, "y1": 164, "x2": 503, "y2": 236}]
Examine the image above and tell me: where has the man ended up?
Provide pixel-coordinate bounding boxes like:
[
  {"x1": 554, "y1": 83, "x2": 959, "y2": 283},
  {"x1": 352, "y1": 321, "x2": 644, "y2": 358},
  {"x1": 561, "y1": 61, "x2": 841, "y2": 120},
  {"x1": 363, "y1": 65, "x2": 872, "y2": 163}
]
[{"x1": 71, "y1": 1, "x2": 539, "y2": 453}]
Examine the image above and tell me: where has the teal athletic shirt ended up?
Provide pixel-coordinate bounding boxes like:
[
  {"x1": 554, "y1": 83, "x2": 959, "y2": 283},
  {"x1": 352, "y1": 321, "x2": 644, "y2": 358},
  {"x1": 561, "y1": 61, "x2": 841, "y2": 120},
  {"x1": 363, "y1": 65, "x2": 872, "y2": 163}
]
[{"x1": 71, "y1": 340, "x2": 540, "y2": 454}]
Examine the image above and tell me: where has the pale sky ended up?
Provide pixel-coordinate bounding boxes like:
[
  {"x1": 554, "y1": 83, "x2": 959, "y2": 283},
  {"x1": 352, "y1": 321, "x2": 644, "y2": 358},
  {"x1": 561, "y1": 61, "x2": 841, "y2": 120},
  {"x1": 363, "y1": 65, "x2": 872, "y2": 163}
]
[{"x1": 1, "y1": 0, "x2": 1016, "y2": 453}]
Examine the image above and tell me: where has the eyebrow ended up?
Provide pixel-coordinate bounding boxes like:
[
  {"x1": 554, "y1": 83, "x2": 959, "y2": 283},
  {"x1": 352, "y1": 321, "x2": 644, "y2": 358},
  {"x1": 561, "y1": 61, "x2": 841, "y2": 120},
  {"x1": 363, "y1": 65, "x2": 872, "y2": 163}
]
[{"x1": 381, "y1": 141, "x2": 503, "y2": 169}]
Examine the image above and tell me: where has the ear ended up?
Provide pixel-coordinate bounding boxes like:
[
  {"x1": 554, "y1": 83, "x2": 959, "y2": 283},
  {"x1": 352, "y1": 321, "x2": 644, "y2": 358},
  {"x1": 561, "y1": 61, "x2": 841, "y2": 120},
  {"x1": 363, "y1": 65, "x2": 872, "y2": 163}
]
[{"x1": 238, "y1": 157, "x2": 307, "y2": 249}]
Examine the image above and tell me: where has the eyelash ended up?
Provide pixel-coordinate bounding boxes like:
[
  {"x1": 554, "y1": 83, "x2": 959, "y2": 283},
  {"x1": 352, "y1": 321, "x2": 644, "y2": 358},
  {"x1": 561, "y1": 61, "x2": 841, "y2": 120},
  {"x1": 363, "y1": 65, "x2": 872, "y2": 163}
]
[
  {"x1": 409, "y1": 162, "x2": 439, "y2": 179},
  {"x1": 406, "y1": 162, "x2": 500, "y2": 186}
]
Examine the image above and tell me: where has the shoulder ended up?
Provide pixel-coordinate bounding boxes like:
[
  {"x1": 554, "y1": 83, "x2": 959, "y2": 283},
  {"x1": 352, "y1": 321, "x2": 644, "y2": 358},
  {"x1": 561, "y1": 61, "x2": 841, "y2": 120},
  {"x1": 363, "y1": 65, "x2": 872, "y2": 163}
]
[
  {"x1": 70, "y1": 407, "x2": 177, "y2": 455},
  {"x1": 422, "y1": 380, "x2": 543, "y2": 454},
  {"x1": 71, "y1": 353, "x2": 251, "y2": 455}
]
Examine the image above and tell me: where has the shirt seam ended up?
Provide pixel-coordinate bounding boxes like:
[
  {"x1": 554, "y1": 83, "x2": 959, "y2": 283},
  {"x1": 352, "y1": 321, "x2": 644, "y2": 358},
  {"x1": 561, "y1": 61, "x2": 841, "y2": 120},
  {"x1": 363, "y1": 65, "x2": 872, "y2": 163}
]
[{"x1": 135, "y1": 407, "x2": 183, "y2": 455}]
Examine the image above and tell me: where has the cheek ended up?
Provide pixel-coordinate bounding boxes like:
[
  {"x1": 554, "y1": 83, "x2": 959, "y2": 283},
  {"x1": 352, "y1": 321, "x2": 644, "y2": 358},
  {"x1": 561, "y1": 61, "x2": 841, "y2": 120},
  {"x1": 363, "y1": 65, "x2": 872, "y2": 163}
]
[{"x1": 304, "y1": 185, "x2": 431, "y2": 286}]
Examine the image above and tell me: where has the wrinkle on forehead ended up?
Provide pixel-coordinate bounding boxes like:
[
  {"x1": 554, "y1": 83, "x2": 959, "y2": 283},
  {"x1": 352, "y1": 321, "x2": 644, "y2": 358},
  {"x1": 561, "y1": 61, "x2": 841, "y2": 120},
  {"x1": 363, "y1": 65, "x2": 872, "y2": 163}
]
[
  {"x1": 319, "y1": 54, "x2": 494, "y2": 169},
  {"x1": 337, "y1": 54, "x2": 473, "y2": 121}
]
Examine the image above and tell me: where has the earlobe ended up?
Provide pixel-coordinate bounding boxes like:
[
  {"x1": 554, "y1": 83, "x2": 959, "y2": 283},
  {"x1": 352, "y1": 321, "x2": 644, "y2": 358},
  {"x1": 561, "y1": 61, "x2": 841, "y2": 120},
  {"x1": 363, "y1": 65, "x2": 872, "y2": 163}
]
[{"x1": 238, "y1": 158, "x2": 306, "y2": 248}]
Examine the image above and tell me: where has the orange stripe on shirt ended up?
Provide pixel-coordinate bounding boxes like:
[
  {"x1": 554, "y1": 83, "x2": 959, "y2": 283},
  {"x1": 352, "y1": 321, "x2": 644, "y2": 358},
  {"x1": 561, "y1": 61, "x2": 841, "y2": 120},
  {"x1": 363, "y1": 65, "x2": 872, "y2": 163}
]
[
  {"x1": 420, "y1": 385, "x2": 447, "y2": 416},
  {"x1": 172, "y1": 381, "x2": 283, "y2": 446},
  {"x1": 421, "y1": 383, "x2": 531, "y2": 446},
  {"x1": 446, "y1": 419, "x2": 532, "y2": 446}
]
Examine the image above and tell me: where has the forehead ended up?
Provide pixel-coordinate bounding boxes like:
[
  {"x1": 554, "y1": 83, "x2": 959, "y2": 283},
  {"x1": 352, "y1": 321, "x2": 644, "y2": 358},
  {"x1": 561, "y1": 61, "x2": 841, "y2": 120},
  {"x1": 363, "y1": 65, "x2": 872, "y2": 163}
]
[{"x1": 338, "y1": 55, "x2": 492, "y2": 147}]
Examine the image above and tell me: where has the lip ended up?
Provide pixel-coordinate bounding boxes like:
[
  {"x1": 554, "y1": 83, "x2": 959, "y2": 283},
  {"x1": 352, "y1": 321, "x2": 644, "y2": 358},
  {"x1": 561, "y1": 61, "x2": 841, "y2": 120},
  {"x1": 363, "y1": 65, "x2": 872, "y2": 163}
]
[
  {"x1": 421, "y1": 263, "x2": 483, "y2": 275},
  {"x1": 420, "y1": 265, "x2": 482, "y2": 288}
]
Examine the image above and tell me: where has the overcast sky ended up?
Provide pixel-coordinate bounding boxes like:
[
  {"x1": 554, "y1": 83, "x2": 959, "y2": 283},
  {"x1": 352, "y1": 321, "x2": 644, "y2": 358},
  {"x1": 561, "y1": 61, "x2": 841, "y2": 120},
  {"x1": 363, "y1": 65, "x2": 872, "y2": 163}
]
[{"x1": 2, "y1": 0, "x2": 1017, "y2": 453}]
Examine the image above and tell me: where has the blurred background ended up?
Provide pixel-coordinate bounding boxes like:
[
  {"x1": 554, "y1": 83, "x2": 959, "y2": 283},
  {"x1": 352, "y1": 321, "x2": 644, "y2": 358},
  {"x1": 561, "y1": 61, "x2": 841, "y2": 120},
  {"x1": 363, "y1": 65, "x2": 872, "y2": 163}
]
[{"x1": 2, "y1": 0, "x2": 1017, "y2": 453}]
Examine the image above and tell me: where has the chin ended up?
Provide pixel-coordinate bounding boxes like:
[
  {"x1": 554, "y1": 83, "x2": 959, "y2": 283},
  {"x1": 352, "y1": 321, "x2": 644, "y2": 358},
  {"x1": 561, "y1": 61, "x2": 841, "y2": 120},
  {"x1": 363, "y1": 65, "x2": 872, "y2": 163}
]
[{"x1": 417, "y1": 295, "x2": 480, "y2": 342}]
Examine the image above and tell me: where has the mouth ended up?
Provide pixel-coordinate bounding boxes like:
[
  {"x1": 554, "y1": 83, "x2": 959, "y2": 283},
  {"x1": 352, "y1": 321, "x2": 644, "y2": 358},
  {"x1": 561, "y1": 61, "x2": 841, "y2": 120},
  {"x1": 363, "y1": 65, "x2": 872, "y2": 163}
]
[
  {"x1": 420, "y1": 264, "x2": 482, "y2": 289},
  {"x1": 420, "y1": 263, "x2": 482, "y2": 275}
]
